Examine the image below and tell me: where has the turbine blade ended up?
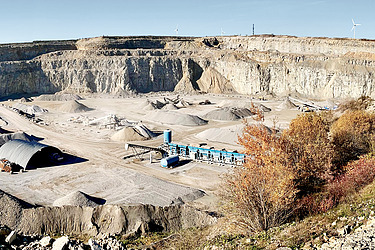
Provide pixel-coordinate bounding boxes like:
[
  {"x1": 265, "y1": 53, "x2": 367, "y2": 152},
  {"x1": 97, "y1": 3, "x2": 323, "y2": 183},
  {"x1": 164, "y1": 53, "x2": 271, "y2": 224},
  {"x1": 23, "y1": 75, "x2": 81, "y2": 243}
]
[
  {"x1": 351, "y1": 26, "x2": 354, "y2": 31},
  {"x1": 352, "y1": 19, "x2": 355, "y2": 25}
]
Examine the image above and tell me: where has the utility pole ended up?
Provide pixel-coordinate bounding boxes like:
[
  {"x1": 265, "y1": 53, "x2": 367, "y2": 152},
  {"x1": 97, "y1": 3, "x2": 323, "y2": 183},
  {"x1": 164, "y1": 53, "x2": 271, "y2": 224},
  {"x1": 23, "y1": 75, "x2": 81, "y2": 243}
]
[{"x1": 252, "y1": 24, "x2": 255, "y2": 35}]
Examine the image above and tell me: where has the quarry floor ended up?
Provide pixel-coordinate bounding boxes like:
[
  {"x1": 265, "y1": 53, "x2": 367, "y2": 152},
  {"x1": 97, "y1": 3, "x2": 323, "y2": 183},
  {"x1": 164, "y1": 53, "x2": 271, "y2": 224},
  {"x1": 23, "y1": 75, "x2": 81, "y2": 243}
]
[{"x1": 0, "y1": 93, "x2": 308, "y2": 210}]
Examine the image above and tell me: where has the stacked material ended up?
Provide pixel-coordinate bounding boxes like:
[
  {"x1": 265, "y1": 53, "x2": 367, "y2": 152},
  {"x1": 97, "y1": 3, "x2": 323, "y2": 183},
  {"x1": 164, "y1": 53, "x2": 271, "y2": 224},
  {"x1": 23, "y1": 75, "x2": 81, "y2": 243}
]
[
  {"x1": 111, "y1": 123, "x2": 157, "y2": 142},
  {"x1": 162, "y1": 103, "x2": 179, "y2": 110},
  {"x1": 53, "y1": 191, "x2": 105, "y2": 207},
  {"x1": 203, "y1": 107, "x2": 253, "y2": 121},
  {"x1": 0, "y1": 132, "x2": 37, "y2": 146},
  {"x1": 277, "y1": 97, "x2": 297, "y2": 110},
  {"x1": 111, "y1": 127, "x2": 146, "y2": 142},
  {"x1": 196, "y1": 127, "x2": 242, "y2": 145},
  {"x1": 147, "y1": 110, "x2": 207, "y2": 126},
  {"x1": 58, "y1": 100, "x2": 93, "y2": 113},
  {"x1": 12, "y1": 103, "x2": 48, "y2": 114},
  {"x1": 36, "y1": 94, "x2": 83, "y2": 101},
  {"x1": 140, "y1": 97, "x2": 190, "y2": 111}
]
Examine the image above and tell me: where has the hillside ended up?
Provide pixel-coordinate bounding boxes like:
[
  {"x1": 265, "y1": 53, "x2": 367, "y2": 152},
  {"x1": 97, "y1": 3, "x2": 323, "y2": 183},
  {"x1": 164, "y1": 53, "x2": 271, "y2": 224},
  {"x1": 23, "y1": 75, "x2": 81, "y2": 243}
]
[{"x1": 1, "y1": 35, "x2": 375, "y2": 99}]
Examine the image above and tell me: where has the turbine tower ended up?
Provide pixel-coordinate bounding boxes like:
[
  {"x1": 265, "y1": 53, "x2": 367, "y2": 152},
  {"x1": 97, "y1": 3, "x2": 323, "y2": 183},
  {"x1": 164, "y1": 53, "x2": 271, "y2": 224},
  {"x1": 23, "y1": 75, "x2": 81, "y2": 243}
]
[
  {"x1": 351, "y1": 19, "x2": 361, "y2": 39},
  {"x1": 221, "y1": 28, "x2": 225, "y2": 36},
  {"x1": 175, "y1": 25, "x2": 179, "y2": 35}
]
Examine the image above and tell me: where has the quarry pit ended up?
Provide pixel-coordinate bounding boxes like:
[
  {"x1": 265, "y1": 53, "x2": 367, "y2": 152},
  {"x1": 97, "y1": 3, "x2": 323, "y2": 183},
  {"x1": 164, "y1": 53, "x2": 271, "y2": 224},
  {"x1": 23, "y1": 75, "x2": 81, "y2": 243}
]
[{"x1": 0, "y1": 35, "x2": 374, "y2": 236}]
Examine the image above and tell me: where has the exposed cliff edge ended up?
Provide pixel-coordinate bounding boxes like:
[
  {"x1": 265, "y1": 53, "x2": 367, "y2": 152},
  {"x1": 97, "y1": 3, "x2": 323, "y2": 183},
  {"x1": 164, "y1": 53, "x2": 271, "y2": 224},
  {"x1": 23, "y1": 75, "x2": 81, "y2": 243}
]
[{"x1": 1, "y1": 35, "x2": 375, "y2": 99}]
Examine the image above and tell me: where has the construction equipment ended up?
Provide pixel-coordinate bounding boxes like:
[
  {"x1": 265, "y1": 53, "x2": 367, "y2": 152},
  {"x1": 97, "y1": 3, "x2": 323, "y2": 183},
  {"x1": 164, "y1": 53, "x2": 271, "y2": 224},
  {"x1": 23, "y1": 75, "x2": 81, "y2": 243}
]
[{"x1": 0, "y1": 159, "x2": 16, "y2": 173}]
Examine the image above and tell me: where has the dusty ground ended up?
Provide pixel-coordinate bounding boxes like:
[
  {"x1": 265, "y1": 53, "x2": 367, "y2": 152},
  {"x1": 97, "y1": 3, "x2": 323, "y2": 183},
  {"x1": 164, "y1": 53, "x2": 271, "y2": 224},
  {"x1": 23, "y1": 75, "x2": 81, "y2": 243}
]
[{"x1": 0, "y1": 93, "x2": 305, "y2": 209}]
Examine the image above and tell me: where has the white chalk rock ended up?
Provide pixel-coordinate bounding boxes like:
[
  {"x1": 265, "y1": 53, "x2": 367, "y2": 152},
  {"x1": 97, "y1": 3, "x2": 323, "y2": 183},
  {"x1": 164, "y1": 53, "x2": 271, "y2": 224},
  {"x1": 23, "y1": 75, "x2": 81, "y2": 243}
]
[
  {"x1": 5, "y1": 231, "x2": 17, "y2": 244},
  {"x1": 52, "y1": 236, "x2": 69, "y2": 250}
]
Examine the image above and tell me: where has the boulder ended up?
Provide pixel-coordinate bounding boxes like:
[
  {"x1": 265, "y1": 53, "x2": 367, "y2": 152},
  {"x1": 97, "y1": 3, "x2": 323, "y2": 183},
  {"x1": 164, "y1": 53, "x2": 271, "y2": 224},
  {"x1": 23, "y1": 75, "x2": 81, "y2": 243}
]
[{"x1": 52, "y1": 236, "x2": 69, "y2": 250}]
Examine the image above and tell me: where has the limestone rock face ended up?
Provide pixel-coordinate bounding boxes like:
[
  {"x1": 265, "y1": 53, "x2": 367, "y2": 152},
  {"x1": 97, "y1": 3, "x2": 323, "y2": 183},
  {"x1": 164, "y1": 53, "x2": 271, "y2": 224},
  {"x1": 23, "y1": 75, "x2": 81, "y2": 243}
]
[{"x1": 1, "y1": 35, "x2": 375, "y2": 99}]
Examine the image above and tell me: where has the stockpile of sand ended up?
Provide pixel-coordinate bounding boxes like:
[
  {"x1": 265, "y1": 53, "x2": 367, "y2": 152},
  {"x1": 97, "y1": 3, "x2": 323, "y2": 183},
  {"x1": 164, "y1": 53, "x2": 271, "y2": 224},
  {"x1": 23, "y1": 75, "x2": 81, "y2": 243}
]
[
  {"x1": 277, "y1": 98, "x2": 297, "y2": 110},
  {"x1": 36, "y1": 94, "x2": 83, "y2": 101},
  {"x1": 12, "y1": 103, "x2": 48, "y2": 114},
  {"x1": 203, "y1": 108, "x2": 239, "y2": 121},
  {"x1": 58, "y1": 100, "x2": 93, "y2": 113},
  {"x1": 203, "y1": 107, "x2": 253, "y2": 121},
  {"x1": 53, "y1": 191, "x2": 105, "y2": 207},
  {"x1": 134, "y1": 124, "x2": 157, "y2": 138},
  {"x1": 257, "y1": 104, "x2": 272, "y2": 112},
  {"x1": 196, "y1": 126, "x2": 243, "y2": 145},
  {"x1": 162, "y1": 103, "x2": 179, "y2": 110},
  {"x1": 0, "y1": 132, "x2": 38, "y2": 146},
  {"x1": 111, "y1": 127, "x2": 147, "y2": 142},
  {"x1": 147, "y1": 111, "x2": 207, "y2": 126},
  {"x1": 19, "y1": 97, "x2": 32, "y2": 102},
  {"x1": 0, "y1": 189, "x2": 33, "y2": 229}
]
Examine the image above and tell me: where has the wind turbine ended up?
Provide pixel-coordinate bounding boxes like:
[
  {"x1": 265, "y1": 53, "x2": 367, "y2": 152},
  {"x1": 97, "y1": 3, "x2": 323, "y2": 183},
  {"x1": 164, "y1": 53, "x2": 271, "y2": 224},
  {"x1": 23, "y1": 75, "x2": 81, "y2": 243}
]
[
  {"x1": 175, "y1": 25, "x2": 179, "y2": 35},
  {"x1": 221, "y1": 28, "x2": 225, "y2": 36},
  {"x1": 351, "y1": 19, "x2": 361, "y2": 39}
]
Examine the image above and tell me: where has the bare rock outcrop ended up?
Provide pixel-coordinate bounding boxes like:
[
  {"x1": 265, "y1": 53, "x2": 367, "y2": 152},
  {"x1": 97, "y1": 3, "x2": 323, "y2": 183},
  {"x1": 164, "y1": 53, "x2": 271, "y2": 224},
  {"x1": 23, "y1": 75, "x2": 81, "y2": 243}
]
[{"x1": 1, "y1": 35, "x2": 375, "y2": 99}]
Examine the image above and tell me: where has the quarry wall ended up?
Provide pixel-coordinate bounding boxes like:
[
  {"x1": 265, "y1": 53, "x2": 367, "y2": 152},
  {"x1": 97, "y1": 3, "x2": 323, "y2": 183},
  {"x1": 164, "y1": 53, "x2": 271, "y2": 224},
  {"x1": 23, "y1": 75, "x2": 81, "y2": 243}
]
[{"x1": 1, "y1": 35, "x2": 375, "y2": 99}]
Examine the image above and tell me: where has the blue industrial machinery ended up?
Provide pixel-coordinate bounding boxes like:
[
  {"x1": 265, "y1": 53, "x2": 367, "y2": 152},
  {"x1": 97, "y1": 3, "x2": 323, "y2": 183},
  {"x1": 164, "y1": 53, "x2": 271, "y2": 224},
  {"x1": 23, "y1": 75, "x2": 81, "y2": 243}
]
[
  {"x1": 160, "y1": 155, "x2": 179, "y2": 168},
  {"x1": 162, "y1": 130, "x2": 246, "y2": 166},
  {"x1": 163, "y1": 130, "x2": 172, "y2": 144}
]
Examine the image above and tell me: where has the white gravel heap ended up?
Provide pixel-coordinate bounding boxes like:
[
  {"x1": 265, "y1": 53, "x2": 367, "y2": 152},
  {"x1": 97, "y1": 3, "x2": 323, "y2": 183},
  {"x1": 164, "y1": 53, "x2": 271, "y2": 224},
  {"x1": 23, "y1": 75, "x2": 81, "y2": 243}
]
[
  {"x1": 203, "y1": 107, "x2": 253, "y2": 121},
  {"x1": 277, "y1": 97, "x2": 297, "y2": 110},
  {"x1": 58, "y1": 100, "x2": 93, "y2": 113},
  {"x1": 53, "y1": 191, "x2": 104, "y2": 207},
  {"x1": 147, "y1": 110, "x2": 207, "y2": 126},
  {"x1": 36, "y1": 94, "x2": 83, "y2": 101}
]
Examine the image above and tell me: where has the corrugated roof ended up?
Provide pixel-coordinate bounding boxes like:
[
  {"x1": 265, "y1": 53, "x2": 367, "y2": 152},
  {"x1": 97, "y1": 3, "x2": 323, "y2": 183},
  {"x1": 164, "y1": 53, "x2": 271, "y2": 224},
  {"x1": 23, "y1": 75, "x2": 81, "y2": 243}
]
[{"x1": 0, "y1": 139, "x2": 60, "y2": 169}]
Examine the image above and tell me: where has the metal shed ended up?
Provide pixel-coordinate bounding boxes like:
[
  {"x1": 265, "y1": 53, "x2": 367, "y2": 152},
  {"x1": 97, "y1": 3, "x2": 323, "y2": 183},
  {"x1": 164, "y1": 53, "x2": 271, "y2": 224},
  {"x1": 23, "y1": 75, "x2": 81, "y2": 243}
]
[{"x1": 0, "y1": 139, "x2": 62, "y2": 170}]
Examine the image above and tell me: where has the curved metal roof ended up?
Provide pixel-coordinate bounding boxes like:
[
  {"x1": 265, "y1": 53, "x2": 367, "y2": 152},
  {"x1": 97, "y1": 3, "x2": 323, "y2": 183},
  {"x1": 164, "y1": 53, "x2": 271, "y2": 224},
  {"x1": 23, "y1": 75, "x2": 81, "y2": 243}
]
[{"x1": 0, "y1": 139, "x2": 60, "y2": 169}]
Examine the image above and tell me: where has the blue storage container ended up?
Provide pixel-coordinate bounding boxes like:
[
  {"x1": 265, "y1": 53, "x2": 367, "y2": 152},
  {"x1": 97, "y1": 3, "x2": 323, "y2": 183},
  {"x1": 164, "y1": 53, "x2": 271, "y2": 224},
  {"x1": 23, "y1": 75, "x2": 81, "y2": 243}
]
[
  {"x1": 160, "y1": 155, "x2": 179, "y2": 168},
  {"x1": 164, "y1": 130, "x2": 172, "y2": 144}
]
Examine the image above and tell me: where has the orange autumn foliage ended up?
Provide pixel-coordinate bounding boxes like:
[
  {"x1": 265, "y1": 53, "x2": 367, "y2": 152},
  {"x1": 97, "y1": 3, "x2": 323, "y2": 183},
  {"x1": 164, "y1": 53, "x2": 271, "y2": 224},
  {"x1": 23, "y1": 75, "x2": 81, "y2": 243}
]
[{"x1": 222, "y1": 123, "x2": 296, "y2": 231}]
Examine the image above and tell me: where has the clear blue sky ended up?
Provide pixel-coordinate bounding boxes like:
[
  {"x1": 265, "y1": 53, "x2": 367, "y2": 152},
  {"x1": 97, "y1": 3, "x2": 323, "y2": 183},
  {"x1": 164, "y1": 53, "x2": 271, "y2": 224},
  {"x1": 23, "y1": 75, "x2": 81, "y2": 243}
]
[{"x1": 0, "y1": 0, "x2": 374, "y2": 44}]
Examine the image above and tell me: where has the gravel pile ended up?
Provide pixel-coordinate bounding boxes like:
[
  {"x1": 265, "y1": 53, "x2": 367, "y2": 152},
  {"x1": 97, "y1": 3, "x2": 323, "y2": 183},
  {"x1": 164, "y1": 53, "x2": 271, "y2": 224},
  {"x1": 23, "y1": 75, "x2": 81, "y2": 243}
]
[
  {"x1": 0, "y1": 189, "x2": 33, "y2": 229},
  {"x1": 196, "y1": 126, "x2": 243, "y2": 145},
  {"x1": 12, "y1": 103, "x2": 48, "y2": 114},
  {"x1": 57, "y1": 100, "x2": 93, "y2": 113},
  {"x1": 203, "y1": 107, "x2": 253, "y2": 121},
  {"x1": 277, "y1": 97, "x2": 297, "y2": 110},
  {"x1": 111, "y1": 126, "x2": 148, "y2": 142},
  {"x1": 162, "y1": 103, "x2": 179, "y2": 110},
  {"x1": 111, "y1": 123, "x2": 157, "y2": 142},
  {"x1": 0, "y1": 132, "x2": 38, "y2": 146},
  {"x1": 53, "y1": 191, "x2": 105, "y2": 207},
  {"x1": 36, "y1": 93, "x2": 83, "y2": 101},
  {"x1": 147, "y1": 110, "x2": 207, "y2": 126}
]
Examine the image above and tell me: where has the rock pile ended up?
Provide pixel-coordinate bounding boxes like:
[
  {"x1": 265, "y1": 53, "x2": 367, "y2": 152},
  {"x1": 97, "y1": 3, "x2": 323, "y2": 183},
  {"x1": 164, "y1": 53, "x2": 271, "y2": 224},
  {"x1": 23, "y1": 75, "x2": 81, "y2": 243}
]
[
  {"x1": 12, "y1": 103, "x2": 48, "y2": 115},
  {"x1": 53, "y1": 191, "x2": 106, "y2": 207},
  {"x1": 0, "y1": 231, "x2": 121, "y2": 250},
  {"x1": 0, "y1": 132, "x2": 39, "y2": 146},
  {"x1": 140, "y1": 96, "x2": 191, "y2": 111},
  {"x1": 147, "y1": 110, "x2": 208, "y2": 126},
  {"x1": 36, "y1": 93, "x2": 83, "y2": 101},
  {"x1": 320, "y1": 219, "x2": 375, "y2": 249},
  {"x1": 203, "y1": 107, "x2": 254, "y2": 121},
  {"x1": 277, "y1": 97, "x2": 297, "y2": 110},
  {"x1": 58, "y1": 100, "x2": 93, "y2": 113}
]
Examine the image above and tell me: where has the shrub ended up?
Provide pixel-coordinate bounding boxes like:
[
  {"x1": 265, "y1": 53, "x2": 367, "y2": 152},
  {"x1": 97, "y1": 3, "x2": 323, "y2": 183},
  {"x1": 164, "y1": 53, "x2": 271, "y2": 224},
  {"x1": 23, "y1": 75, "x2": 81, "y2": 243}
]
[
  {"x1": 338, "y1": 96, "x2": 373, "y2": 111},
  {"x1": 331, "y1": 110, "x2": 375, "y2": 166},
  {"x1": 300, "y1": 157, "x2": 375, "y2": 214},
  {"x1": 282, "y1": 112, "x2": 334, "y2": 195},
  {"x1": 221, "y1": 123, "x2": 297, "y2": 232}
]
